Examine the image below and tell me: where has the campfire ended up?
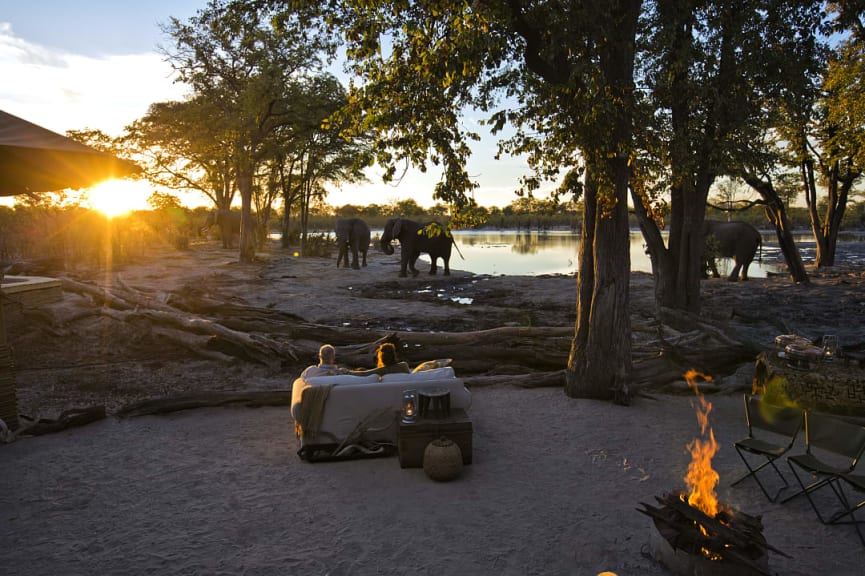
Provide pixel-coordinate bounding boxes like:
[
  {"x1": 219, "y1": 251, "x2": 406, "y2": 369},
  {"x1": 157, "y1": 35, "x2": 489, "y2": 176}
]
[{"x1": 638, "y1": 371, "x2": 788, "y2": 576}]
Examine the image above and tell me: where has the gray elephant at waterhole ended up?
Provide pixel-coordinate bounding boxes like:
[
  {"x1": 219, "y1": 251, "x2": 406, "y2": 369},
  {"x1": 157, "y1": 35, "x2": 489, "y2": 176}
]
[
  {"x1": 380, "y1": 217, "x2": 454, "y2": 277},
  {"x1": 335, "y1": 217, "x2": 371, "y2": 269},
  {"x1": 702, "y1": 220, "x2": 762, "y2": 281},
  {"x1": 199, "y1": 209, "x2": 241, "y2": 249}
]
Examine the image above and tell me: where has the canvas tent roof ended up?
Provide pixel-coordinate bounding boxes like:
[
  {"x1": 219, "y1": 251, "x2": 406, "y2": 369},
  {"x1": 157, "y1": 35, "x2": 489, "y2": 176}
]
[{"x1": 0, "y1": 109, "x2": 138, "y2": 196}]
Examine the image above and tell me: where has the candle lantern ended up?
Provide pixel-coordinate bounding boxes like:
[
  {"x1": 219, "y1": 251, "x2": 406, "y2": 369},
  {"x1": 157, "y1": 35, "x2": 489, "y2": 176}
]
[
  {"x1": 402, "y1": 389, "x2": 418, "y2": 423},
  {"x1": 822, "y1": 335, "x2": 839, "y2": 361}
]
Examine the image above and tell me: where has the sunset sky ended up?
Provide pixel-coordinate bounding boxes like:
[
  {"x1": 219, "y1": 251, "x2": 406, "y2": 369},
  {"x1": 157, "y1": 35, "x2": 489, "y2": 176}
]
[{"x1": 1, "y1": 1, "x2": 540, "y2": 212}]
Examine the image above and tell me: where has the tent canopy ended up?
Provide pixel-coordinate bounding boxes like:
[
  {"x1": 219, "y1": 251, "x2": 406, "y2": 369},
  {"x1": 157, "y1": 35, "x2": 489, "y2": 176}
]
[{"x1": 0, "y1": 110, "x2": 139, "y2": 196}]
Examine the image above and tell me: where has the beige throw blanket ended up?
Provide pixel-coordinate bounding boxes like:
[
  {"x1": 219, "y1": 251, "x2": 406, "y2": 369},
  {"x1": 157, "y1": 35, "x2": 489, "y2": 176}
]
[{"x1": 293, "y1": 382, "x2": 334, "y2": 440}]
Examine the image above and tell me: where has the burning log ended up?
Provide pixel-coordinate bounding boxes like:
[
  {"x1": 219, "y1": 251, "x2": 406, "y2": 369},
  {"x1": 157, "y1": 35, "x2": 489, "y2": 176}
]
[{"x1": 638, "y1": 491, "x2": 787, "y2": 576}]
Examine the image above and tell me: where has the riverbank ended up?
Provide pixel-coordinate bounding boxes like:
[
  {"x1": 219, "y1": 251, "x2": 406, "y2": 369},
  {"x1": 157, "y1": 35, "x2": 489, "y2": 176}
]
[{"x1": 5, "y1": 239, "x2": 865, "y2": 419}]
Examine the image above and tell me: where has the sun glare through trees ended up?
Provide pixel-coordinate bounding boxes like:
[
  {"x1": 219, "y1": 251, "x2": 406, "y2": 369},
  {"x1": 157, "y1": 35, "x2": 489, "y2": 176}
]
[{"x1": 84, "y1": 179, "x2": 153, "y2": 218}]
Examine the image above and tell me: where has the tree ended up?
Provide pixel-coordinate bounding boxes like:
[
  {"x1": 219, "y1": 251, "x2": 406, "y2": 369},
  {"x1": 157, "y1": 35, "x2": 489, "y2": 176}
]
[
  {"x1": 162, "y1": 0, "x2": 336, "y2": 262},
  {"x1": 123, "y1": 98, "x2": 237, "y2": 211},
  {"x1": 633, "y1": 0, "x2": 821, "y2": 311},
  {"x1": 275, "y1": 74, "x2": 370, "y2": 254},
  {"x1": 805, "y1": 11, "x2": 865, "y2": 266},
  {"x1": 282, "y1": 0, "x2": 639, "y2": 402}
]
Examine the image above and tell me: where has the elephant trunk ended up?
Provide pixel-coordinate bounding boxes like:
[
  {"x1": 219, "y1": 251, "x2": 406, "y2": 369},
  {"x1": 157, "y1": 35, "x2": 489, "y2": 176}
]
[{"x1": 381, "y1": 239, "x2": 394, "y2": 255}]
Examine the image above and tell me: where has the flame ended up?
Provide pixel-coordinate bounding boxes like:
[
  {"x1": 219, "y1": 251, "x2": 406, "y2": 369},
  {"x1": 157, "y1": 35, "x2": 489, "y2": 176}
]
[{"x1": 683, "y1": 370, "x2": 721, "y2": 518}]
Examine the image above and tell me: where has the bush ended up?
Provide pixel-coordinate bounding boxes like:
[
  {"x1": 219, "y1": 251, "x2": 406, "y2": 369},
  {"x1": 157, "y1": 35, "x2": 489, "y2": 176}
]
[{"x1": 302, "y1": 232, "x2": 333, "y2": 258}]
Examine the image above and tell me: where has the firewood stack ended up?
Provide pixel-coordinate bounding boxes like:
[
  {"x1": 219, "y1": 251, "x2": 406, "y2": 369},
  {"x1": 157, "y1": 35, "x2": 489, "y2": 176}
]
[{"x1": 637, "y1": 491, "x2": 787, "y2": 576}]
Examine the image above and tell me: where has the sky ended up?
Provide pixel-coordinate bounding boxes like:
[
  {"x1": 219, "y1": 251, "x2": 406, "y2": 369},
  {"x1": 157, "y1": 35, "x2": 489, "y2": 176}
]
[{"x1": 0, "y1": 0, "x2": 540, "y2": 211}]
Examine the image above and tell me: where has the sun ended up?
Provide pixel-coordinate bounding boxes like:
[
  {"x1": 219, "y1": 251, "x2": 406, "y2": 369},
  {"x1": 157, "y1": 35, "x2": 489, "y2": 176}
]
[{"x1": 86, "y1": 179, "x2": 152, "y2": 218}]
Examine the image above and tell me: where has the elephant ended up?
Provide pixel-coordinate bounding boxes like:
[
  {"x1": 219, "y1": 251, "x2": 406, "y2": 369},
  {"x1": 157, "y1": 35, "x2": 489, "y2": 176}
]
[
  {"x1": 380, "y1": 217, "x2": 454, "y2": 277},
  {"x1": 199, "y1": 209, "x2": 241, "y2": 249},
  {"x1": 335, "y1": 217, "x2": 371, "y2": 269},
  {"x1": 702, "y1": 220, "x2": 762, "y2": 281}
]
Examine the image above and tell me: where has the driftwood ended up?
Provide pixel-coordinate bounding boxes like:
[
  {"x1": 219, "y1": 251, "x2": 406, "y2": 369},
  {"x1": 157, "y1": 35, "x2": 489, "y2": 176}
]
[
  {"x1": 58, "y1": 275, "x2": 758, "y2": 387},
  {"x1": 18, "y1": 406, "x2": 106, "y2": 436},
  {"x1": 464, "y1": 371, "x2": 566, "y2": 388},
  {"x1": 116, "y1": 390, "x2": 294, "y2": 419},
  {"x1": 62, "y1": 277, "x2": 300, "y2": 368}
]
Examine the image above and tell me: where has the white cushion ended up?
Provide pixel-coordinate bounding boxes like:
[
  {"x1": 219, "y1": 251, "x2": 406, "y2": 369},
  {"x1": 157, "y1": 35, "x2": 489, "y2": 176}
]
[
  {"x1": 381, "y1": 366, "x2": 455, "y2": 383},
  {"x1": 305, "y1": 373, "x2": 380, "y2": 386},
  {"x1": 412, "y1": 358, "x2": 453, "y2": 373}
]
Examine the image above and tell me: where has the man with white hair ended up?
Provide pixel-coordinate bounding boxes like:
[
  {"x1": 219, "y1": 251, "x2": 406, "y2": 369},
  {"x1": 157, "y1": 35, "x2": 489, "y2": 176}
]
[{"x1": 300, "y1": 344, "x2": 348, "y2": 380}]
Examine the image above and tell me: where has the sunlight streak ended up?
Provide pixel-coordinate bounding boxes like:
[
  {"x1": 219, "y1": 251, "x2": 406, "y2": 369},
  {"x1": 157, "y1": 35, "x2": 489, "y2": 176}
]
[{"x1": 85, "y1": 179, "x2": 151, "y2": 218}]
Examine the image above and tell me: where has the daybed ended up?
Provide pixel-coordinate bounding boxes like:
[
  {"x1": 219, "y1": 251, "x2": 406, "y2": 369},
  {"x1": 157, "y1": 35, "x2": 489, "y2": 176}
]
[{"x1": 290, "y1": 367, "x2": 471, "y2": 459}]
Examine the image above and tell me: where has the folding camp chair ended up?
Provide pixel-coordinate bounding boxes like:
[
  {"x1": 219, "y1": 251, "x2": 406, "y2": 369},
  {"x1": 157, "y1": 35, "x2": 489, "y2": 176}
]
[
  {"x1": 828, "y1": 471, "x2": 865, "y2": 546},
  {"x1": 731, "y1": 394, "x2": 803, "y2": 502},
  {"x1": 785, "y1": 411, "x2": 865, "y2": 538}
]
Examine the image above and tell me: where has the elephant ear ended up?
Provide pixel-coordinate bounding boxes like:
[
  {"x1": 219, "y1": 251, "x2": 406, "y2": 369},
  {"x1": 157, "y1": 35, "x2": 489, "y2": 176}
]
[{"x1": 392, "y1": 218, "x2": 402, "y2": 237}]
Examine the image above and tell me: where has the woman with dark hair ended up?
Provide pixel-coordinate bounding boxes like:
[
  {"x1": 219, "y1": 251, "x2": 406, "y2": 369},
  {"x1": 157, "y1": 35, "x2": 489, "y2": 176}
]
[
  {"x1": 352, "y1": 342, "x2": 410, "y2": 376},
  {"x1": 374, "y1": 342, "x2": 410, "y2": 374},
  {"x1": 375, "y1": 342, "x2": 400, "y2": 368}
]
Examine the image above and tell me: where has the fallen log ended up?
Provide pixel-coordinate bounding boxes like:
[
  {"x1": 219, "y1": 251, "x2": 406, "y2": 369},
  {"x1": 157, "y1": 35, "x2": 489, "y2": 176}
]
[
  {"x1": 62, "y1": 276, "x2": 163, "y2": 311},
  {"x1": 17, "y1": 405, "x2": 106, "y2": 436},
  {"x1": 151, "y1": 326, "x2": 238, "y2": 364},
  {"x1": 116, "y1": 390, "x2": 294, "y2": 418},
  {"x1": 98, "y1": 307, "x2": 298, "y2": 368},
  {"x1": 335, "y1": 328, "x2": 573, "y2": 372},
  {"x1": 59, "y1": 276, "x2": 755, "y2": 383},
  {"x1": 464, "y1": 371, "x2": 566, "y2": 388}
]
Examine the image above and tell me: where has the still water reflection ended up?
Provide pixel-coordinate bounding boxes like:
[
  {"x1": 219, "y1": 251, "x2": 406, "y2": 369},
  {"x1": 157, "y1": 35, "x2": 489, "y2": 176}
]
[{"x1": 415, "y1": 229, "x2": 865, "y2": 277}]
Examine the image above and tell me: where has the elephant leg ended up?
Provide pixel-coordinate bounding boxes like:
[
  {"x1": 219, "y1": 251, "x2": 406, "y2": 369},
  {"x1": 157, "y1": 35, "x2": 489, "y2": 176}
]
[
  {"x1": 443, "y1": 257, "x2": 450, "y2": 276},
  {"x1": 707, "y1": 258, "x2": 720, "y2": 278},
  {"x1": 727, "y1": 263, "x2": 742, "y2": 282},
  {"x1": 400, "y1": 250, "x2": 417, "y2": 277},
  {"x1": 351, "y1": 247, "x2": 360, "y2": 270},
  {"x1": 428, "y1": 255, "x2": 438, "y2": 275},
  {"x1": 361, "y1": 249, "x2": 368, "y2": 267},
  {"x1": 398, "y1": 253, "x2": 409, "y2": 277}
]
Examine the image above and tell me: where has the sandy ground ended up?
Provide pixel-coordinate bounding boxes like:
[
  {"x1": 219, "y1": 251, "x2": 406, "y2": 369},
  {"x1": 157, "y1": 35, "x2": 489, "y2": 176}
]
[{"x1": 1, "y1": 385, "x2": 863, "y2": 576}]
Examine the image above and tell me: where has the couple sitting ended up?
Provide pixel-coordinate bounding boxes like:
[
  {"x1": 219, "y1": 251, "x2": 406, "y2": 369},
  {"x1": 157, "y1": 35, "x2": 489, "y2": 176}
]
[{"x1": 300, "y1": 343, "x2": 409, "y2": 381}]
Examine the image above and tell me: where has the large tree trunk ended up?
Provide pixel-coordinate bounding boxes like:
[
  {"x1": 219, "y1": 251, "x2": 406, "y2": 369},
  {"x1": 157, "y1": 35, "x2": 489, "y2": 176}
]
[
  {"x1": 742, "y1": 173, "x2": 809, "y2": 283},
  {"x1": 238, "y1": 164, "x2": 257, "y2": 264},
  {"x1": 565, "y1": 160, "x2": 633, "y2": 403},
  {"x1": 805, "y1": 158, "x2": 855, "y2": 268},
  {"x1": 565, "y1": 0, "x2": 638, "y2": 403},
  {"x1": 639, "y1": 0, "x2": 712, "y2": 315}
]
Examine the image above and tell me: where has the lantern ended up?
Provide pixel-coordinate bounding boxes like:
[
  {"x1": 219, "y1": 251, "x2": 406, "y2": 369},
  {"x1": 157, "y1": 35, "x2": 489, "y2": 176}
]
[
  {"x1": 822, "y1": 335, "x2": 839, "y2": 361},
  {"x1": 402, "y1": 389, "x2": 417, "y2": 423}
]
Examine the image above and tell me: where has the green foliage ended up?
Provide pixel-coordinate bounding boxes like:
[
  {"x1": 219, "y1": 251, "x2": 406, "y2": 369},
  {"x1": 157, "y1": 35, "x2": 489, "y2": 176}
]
[
  {"x1": 302, "y1": 232, "x2": 334, "y2": 258},
  {"x1": 159, "y1": 0, "x2": 346, "y2": 261},
  {"x1": 124, "y1": 97, "x2": 238, "y2": 210},
  {"x1": 417, "y1": 222, "x2": 451, "y2": 239},
  {"x1": 147, "y1": 191, "x2": 183, "y2": 211},
  {"x1": 0, "y1": 206, "x2": 167, "y2": 268}
]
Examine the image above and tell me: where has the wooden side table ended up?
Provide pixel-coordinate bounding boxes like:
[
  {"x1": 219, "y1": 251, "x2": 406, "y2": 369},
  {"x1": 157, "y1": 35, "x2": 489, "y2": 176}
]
[{"x1": 398, "y1": 408, "x2": 472, "y2": 468}]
